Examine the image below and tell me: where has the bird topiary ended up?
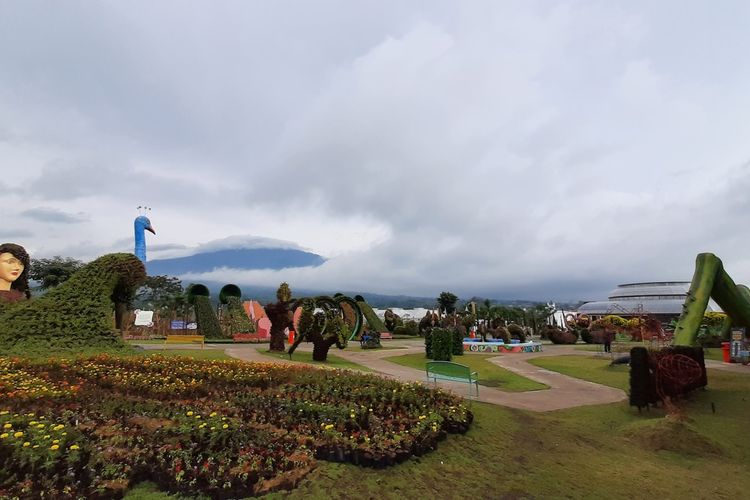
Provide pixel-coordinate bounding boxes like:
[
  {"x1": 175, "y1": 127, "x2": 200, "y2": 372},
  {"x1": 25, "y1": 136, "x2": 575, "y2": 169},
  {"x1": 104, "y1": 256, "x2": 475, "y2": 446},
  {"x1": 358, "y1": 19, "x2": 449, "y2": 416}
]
[{"x1": 0, "y1": 253, "x2": 146, "y2": 355}]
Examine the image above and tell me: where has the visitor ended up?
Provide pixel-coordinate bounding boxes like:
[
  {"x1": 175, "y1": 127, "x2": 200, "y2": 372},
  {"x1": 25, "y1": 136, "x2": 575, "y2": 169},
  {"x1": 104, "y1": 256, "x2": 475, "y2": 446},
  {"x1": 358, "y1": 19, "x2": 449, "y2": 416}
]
[
  {"x1": 0, "y1": 243, "x2": 31, "y2": 303},
  {"x1": 603, "y1": 329, "x2": 613, "y2": 353}
]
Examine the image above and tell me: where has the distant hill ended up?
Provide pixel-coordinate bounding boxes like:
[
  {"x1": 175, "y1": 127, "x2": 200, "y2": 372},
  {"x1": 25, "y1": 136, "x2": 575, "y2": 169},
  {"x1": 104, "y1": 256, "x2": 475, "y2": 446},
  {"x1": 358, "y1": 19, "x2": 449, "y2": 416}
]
[{"x1": 145, "y1": 248, "x2": 325, "y2": 276}]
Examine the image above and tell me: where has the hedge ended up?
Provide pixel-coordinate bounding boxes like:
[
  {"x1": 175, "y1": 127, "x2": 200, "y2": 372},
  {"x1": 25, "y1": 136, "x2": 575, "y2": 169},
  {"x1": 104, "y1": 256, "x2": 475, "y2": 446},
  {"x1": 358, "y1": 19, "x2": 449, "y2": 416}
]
[
  {"x1": 452, "y1": 327, "x2": 464, "y2": 356},
  {"x1": 431, "y1": 328, "x2": 453, "y2": 361}
]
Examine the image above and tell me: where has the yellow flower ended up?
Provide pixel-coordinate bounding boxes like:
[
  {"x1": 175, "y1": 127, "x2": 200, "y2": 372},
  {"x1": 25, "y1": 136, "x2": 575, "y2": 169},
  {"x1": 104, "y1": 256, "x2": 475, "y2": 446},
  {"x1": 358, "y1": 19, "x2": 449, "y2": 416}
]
[
  {"x1": 3, "y1": 423, "x2": 11, "y2": 429},
  {"x1": 53, "y1": 424, "x2": 64, "y2": 431},
  {"x1": 52, "y1": 439, "x2": 59, "y2": 444},
  {"x1": 23, "y1": 442, "x2": 30, "y2": 447},
  {"x1": 222, "y1": 424, "x2": 229, "y2": 429},
  {"x1": 13, "y1": 432, "x2": 23, "y2": 438},
  {"x1": 37, "y1": 424, "x2": 45, "y2": 429},
  {"x1": 209, "y1": 412, "x2": 217, "y2": 417},
  {"x1": 325, "y1": 424, "x2": 334, "y2": 430},
  {"x1": 0, "y1": 433, "x2": 8, "y2": 439},
  {"x1": 50, "y1": 444, "x2": 59, "y2": 450},
  {"x1": 69, "y1": 444, "x2": 80, "y2": 450},
  {"x1": 186, "y1": 411, "x2": 194, "y2": 416}
]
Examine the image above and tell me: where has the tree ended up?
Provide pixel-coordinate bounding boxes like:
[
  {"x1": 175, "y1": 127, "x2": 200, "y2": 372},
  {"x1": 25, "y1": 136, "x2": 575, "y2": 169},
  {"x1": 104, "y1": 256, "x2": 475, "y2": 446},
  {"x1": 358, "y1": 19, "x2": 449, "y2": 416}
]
[
  {"x1": 437, "y1": 291, "x2": 458, "y2": 315},
  {"x1": 29, "y1": 256, "x2": 85, "y2": 290},
  {"x1": 135, "y1": 275, "x2": 184, "y2": 313}
]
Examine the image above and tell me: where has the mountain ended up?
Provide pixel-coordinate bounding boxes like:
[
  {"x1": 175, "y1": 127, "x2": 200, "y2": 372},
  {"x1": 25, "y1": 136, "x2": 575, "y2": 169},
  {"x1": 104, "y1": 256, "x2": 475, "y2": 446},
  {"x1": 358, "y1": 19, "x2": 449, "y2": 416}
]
[{"x1": 145, "y1": 248, "x2": 325, "y2": 276}]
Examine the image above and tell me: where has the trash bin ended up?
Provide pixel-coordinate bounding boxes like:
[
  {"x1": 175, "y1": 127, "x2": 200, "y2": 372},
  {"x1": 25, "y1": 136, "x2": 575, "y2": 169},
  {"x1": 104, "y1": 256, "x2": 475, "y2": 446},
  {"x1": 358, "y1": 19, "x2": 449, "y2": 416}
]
[{"x1": 721, "y1": 341, "x2": 732, "y2": 363}]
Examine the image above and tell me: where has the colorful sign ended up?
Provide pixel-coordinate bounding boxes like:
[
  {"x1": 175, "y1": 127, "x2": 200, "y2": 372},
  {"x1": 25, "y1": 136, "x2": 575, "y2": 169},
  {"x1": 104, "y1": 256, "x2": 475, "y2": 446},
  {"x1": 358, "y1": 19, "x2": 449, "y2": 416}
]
[{"x1": 463, "y1": 341, "x2": 542, "y2": 353}]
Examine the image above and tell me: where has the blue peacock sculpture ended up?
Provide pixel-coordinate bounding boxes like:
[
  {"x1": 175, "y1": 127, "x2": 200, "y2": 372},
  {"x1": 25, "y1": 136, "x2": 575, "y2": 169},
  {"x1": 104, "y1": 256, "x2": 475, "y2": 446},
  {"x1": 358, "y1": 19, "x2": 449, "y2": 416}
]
[{"x1": 134, "y1": 215, "x2": 156, "y2": 262}]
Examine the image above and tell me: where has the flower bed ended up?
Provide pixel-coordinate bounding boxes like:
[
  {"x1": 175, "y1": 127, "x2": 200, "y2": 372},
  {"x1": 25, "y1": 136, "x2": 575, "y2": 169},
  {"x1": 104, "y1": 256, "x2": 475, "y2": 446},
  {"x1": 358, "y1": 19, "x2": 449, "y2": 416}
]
[{"x1": 0, "y1": 355, "x2": 472, "y2": 498}]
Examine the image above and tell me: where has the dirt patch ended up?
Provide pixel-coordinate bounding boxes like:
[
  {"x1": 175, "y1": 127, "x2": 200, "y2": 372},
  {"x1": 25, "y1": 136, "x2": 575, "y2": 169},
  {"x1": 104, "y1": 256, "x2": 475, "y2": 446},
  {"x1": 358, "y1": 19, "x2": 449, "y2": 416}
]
[{"x1": 621, "y1": 418, "x2": 725, "y2": 457}]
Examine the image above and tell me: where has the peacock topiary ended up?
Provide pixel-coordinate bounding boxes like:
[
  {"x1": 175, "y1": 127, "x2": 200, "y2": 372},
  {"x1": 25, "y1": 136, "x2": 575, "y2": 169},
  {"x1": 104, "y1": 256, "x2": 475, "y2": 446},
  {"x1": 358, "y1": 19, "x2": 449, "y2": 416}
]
[{"x1": 0, "y1": 253, "x2": 146, "y2": 355}]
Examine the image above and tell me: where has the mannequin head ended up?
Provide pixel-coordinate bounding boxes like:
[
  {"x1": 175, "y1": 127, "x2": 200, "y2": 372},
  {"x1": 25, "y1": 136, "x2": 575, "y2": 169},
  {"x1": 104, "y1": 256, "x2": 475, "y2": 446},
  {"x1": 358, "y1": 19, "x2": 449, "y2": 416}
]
[{"x1": 0, "y1": 243, "x2": 30, "y2": 298}]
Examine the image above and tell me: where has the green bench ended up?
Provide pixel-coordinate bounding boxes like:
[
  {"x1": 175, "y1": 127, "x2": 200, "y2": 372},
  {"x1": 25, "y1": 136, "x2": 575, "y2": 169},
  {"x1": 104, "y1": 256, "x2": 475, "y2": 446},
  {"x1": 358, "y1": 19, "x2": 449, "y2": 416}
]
[{"x1": 425, "y1": 361, "x2": 479, "y2": 397}]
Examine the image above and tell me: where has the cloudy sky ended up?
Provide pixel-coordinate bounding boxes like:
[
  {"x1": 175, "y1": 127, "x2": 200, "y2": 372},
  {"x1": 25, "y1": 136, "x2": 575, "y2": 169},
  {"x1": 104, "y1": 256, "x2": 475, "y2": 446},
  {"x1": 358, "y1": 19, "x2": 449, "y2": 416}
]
[{"x1": 2, "y1": 1, "x2": 749, "y2": 302}]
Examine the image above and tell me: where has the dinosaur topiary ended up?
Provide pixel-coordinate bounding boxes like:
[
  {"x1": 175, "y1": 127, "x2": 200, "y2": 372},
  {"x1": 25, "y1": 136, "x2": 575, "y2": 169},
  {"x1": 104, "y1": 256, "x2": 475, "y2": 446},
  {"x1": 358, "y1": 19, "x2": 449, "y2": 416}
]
[{"x1": 0, "y1": 253, "x2": 146, "y2": 355}]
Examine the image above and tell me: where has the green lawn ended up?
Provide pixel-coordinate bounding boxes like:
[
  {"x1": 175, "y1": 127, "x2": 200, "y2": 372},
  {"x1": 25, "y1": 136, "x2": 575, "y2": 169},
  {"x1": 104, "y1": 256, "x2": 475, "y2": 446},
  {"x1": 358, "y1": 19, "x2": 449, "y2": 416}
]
[
  {"x1": 137, "y1": 348, "x2": 233, "y2": 361},
  {"x1": 258, "y1": 349, "x2": 372, "y2": 372},
  {"x1": 385, "y1": 352, "x2": 548, "y2": 392},
  {"x1": 529, "y1": 354, "x2": 630, "y2": 390}
]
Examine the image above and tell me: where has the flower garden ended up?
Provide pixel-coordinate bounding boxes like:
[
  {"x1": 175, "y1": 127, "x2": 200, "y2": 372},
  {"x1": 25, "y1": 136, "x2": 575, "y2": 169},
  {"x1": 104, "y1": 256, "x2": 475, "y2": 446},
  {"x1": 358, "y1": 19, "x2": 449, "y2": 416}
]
[{"x1": 0, "y1": 355, "x2": 472, "y2": 498}]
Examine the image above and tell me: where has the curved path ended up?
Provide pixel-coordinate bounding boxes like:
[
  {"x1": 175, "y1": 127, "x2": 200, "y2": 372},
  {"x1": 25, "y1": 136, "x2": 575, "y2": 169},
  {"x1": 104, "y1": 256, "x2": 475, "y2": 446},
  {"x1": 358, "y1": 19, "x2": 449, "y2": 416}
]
[{"x1": 220, "y1": 341, "x2": 627, "y2": 412}]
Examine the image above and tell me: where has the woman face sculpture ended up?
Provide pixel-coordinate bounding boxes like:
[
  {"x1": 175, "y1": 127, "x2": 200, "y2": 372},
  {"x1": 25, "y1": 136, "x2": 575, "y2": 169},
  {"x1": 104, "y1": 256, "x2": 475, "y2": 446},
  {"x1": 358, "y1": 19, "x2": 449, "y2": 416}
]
[
  {"x1": 0, "y1": 253, "x2": 24, "y2": 290},
  {"x1": 0, "y1": 243, "x2": 30, "y2": 296}
]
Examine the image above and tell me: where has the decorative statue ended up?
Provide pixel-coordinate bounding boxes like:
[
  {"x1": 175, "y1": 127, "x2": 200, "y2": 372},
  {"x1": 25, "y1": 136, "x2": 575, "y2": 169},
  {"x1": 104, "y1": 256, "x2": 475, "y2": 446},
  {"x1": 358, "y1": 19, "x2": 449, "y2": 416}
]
[
  {"x1": 0, "y1": 243, "x2": 30, "y2": 303},
  {"x1": 134, "y1": 215, "x2": 156, "y2": 263},
  {"x1": 264, "y1": 282, "x2": 295, "y2": 352}
]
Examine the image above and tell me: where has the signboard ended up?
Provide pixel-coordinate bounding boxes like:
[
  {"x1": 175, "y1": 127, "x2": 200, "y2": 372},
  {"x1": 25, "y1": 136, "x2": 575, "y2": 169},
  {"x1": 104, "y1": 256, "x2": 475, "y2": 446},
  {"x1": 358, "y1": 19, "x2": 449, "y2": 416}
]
[
  {"x1": 134, "y1": 310, "x2": 154, "y2": 327},
  {"x1": 170, "y1": 320, "x2": 186, "y2": 330}
]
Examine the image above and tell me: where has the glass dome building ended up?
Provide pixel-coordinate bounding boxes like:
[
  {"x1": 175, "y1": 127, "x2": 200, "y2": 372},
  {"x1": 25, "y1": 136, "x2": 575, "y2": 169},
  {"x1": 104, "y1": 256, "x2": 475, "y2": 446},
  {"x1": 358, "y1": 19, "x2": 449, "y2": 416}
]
[{"x1": 576, "y1": 281, "x2": 719, "y2": 321}]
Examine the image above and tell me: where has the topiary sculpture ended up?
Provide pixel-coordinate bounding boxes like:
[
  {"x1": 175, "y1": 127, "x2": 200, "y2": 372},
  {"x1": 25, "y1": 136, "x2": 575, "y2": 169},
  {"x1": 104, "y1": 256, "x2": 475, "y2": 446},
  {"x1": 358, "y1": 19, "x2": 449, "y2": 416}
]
[
  {"x1": 288, "y1": 295, "x2": 359, "y2": 361},
  {"x1": 0, "y1": 253, "x2": 146, "y2": 355}
]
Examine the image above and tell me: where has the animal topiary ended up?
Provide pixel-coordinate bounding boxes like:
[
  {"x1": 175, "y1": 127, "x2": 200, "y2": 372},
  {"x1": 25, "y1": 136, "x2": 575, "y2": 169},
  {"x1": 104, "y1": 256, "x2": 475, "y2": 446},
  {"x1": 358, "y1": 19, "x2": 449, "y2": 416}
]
[{"x1": 0, "y1": 253, "x2": 146, "y2": 355}]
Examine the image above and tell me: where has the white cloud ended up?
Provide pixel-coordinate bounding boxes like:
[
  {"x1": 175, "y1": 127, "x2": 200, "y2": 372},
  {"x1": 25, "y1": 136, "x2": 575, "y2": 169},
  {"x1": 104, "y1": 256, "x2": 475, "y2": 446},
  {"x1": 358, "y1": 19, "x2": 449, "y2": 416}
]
[{"x1": 2, "y1": 1, "x2": 750, "y2": 301}]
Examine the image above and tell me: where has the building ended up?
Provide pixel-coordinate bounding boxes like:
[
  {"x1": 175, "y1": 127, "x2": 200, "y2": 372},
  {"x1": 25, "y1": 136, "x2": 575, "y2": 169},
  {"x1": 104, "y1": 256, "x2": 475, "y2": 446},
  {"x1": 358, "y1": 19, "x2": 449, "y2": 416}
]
[{"x1": 576, "y1": 281, "x2": 719, "y2": 322}]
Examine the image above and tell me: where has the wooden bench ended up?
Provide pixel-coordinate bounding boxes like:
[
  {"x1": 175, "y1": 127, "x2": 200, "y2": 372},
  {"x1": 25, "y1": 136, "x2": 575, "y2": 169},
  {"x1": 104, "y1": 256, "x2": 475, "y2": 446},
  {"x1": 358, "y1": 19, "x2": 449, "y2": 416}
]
[
  {"x1": 164, "y1": 334, "x2": 205, "y2": 349},
  {"x1": 425, "y1": 361, "x2": 479, "y2": 397}
]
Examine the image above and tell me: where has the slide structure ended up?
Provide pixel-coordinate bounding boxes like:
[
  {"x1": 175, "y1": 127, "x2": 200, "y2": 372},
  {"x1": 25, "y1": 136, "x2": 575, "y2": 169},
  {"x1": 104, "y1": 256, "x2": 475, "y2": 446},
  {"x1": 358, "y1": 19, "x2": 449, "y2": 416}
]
[
  {"x1": 673, "y1": 253, "x2": 750, "y2": 346},
  {"x1": 352, "y1": 295, "x2": 388, "y2": 341}
]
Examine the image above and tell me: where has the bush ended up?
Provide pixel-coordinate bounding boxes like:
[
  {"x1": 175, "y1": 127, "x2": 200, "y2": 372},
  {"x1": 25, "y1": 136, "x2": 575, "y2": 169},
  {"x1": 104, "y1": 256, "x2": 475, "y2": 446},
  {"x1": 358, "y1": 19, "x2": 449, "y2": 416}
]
[
  {"x1": 452, "y1": 328, "x2": 464, "y2": 356},
  {"x1": 579, "y1": 328, "x2": 592, "y2": 343},
  {"x1": 431, "y1": 328, "x2": 453, "y2": 361},
  {"x1": 507, "y1": 324, "x2": 526, "y2": 342},
  {"x1": 491, "y1": 327, "x2": 510, "y2": 343},
  {"x1": 545, "y1": 326, "x2": 578, "y2": 344},
  {"x1": 424, "y1": 328, "x2": 433, "y2": 358},
  {"x1": 394, "y1": 320, "x2": 419, "y2": 336}
]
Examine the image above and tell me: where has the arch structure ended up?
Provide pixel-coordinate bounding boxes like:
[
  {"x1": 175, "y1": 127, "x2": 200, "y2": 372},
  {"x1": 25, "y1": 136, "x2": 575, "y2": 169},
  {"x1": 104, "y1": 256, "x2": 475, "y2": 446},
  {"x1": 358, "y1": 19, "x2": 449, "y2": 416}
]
[{"x1": 673, "y1": 253, "x2": 750, "y2": 346}]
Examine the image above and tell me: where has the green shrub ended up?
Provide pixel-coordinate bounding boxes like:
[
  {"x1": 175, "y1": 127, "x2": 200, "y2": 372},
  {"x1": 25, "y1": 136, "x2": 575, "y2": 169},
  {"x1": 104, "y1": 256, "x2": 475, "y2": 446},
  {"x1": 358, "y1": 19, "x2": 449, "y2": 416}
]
[
  {"x1": 394, "y1": 320, "x2": 419, "y2": 336},
  {"x1": 492, "y1": 327, "x2": 510, "y2": 343},
  {"x1": 431, "y1": 328, "x2": 453, "y2": 361},
  {"x1": 579, "y1": 328, "x2": 592, "y2": 344},
  {"x1": 452, "y1": 327, "x2": 464, "y2": 356},
  {"x1": 194, "y1": 295, "x2": 223, "y2": 339},
  {"x1": 0, "y1": 253, "x2": 145, "y2": 355},
  {"x1": 545, "y1": 326, "x2": 578, "y2": 344},
  {"x1": 424, "y1": 328, "x2": 433, "y2": 358},
  {"x1": 225, "y1": 296, "x2": 255, "y2": 334},
  {"x1": 507, "y1": 323, "x2": 526, "y2": 342}
]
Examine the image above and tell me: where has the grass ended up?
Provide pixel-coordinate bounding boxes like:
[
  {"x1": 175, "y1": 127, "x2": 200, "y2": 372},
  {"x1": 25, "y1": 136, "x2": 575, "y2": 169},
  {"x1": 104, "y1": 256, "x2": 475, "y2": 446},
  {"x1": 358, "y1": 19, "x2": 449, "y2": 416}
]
[
  {"x1": 385, "y1": 353, "x2": 548, "y2": 392},
  {"x1": 137, "y1": 348, "x2": 233, "y2": 361},
  {"x1": 258, "y1": 349, "x2": 372, "y2": 372},
  {"x1": 529, "y1": 354, "x2": 630, "y2": 390}
]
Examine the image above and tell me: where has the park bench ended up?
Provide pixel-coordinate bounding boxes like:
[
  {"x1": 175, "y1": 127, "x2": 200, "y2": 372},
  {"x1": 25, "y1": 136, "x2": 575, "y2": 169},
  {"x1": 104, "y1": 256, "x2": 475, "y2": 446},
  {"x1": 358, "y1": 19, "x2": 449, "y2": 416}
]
[
  {"x1": 164, "y1": 334, "x2": 205, "y2": 349},
  {"x1": 425, "y1": 361, "x2": 479, "y2": 397}
]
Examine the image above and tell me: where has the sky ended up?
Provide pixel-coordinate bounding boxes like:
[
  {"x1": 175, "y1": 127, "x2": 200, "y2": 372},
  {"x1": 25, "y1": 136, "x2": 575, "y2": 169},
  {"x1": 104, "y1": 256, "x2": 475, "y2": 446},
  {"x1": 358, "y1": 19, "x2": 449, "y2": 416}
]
[{"x1": 2, "y1": 1, "x2": 750, "y2": 302}]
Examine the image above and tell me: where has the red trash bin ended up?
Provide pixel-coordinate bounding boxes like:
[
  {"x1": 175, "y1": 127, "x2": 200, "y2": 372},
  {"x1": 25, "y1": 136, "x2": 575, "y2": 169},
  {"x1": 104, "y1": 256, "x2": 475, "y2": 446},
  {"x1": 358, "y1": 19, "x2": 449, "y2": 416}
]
[{"x1": 721, "y1": 341, "x2": 732, "y2": 363}]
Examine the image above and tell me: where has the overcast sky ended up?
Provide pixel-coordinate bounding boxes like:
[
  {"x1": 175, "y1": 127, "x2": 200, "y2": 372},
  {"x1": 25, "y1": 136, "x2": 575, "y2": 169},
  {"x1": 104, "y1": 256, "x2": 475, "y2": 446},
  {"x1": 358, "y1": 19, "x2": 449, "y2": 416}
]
[{"x1": 2, "y1": 1, "x2": 750, "y2": 302}]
